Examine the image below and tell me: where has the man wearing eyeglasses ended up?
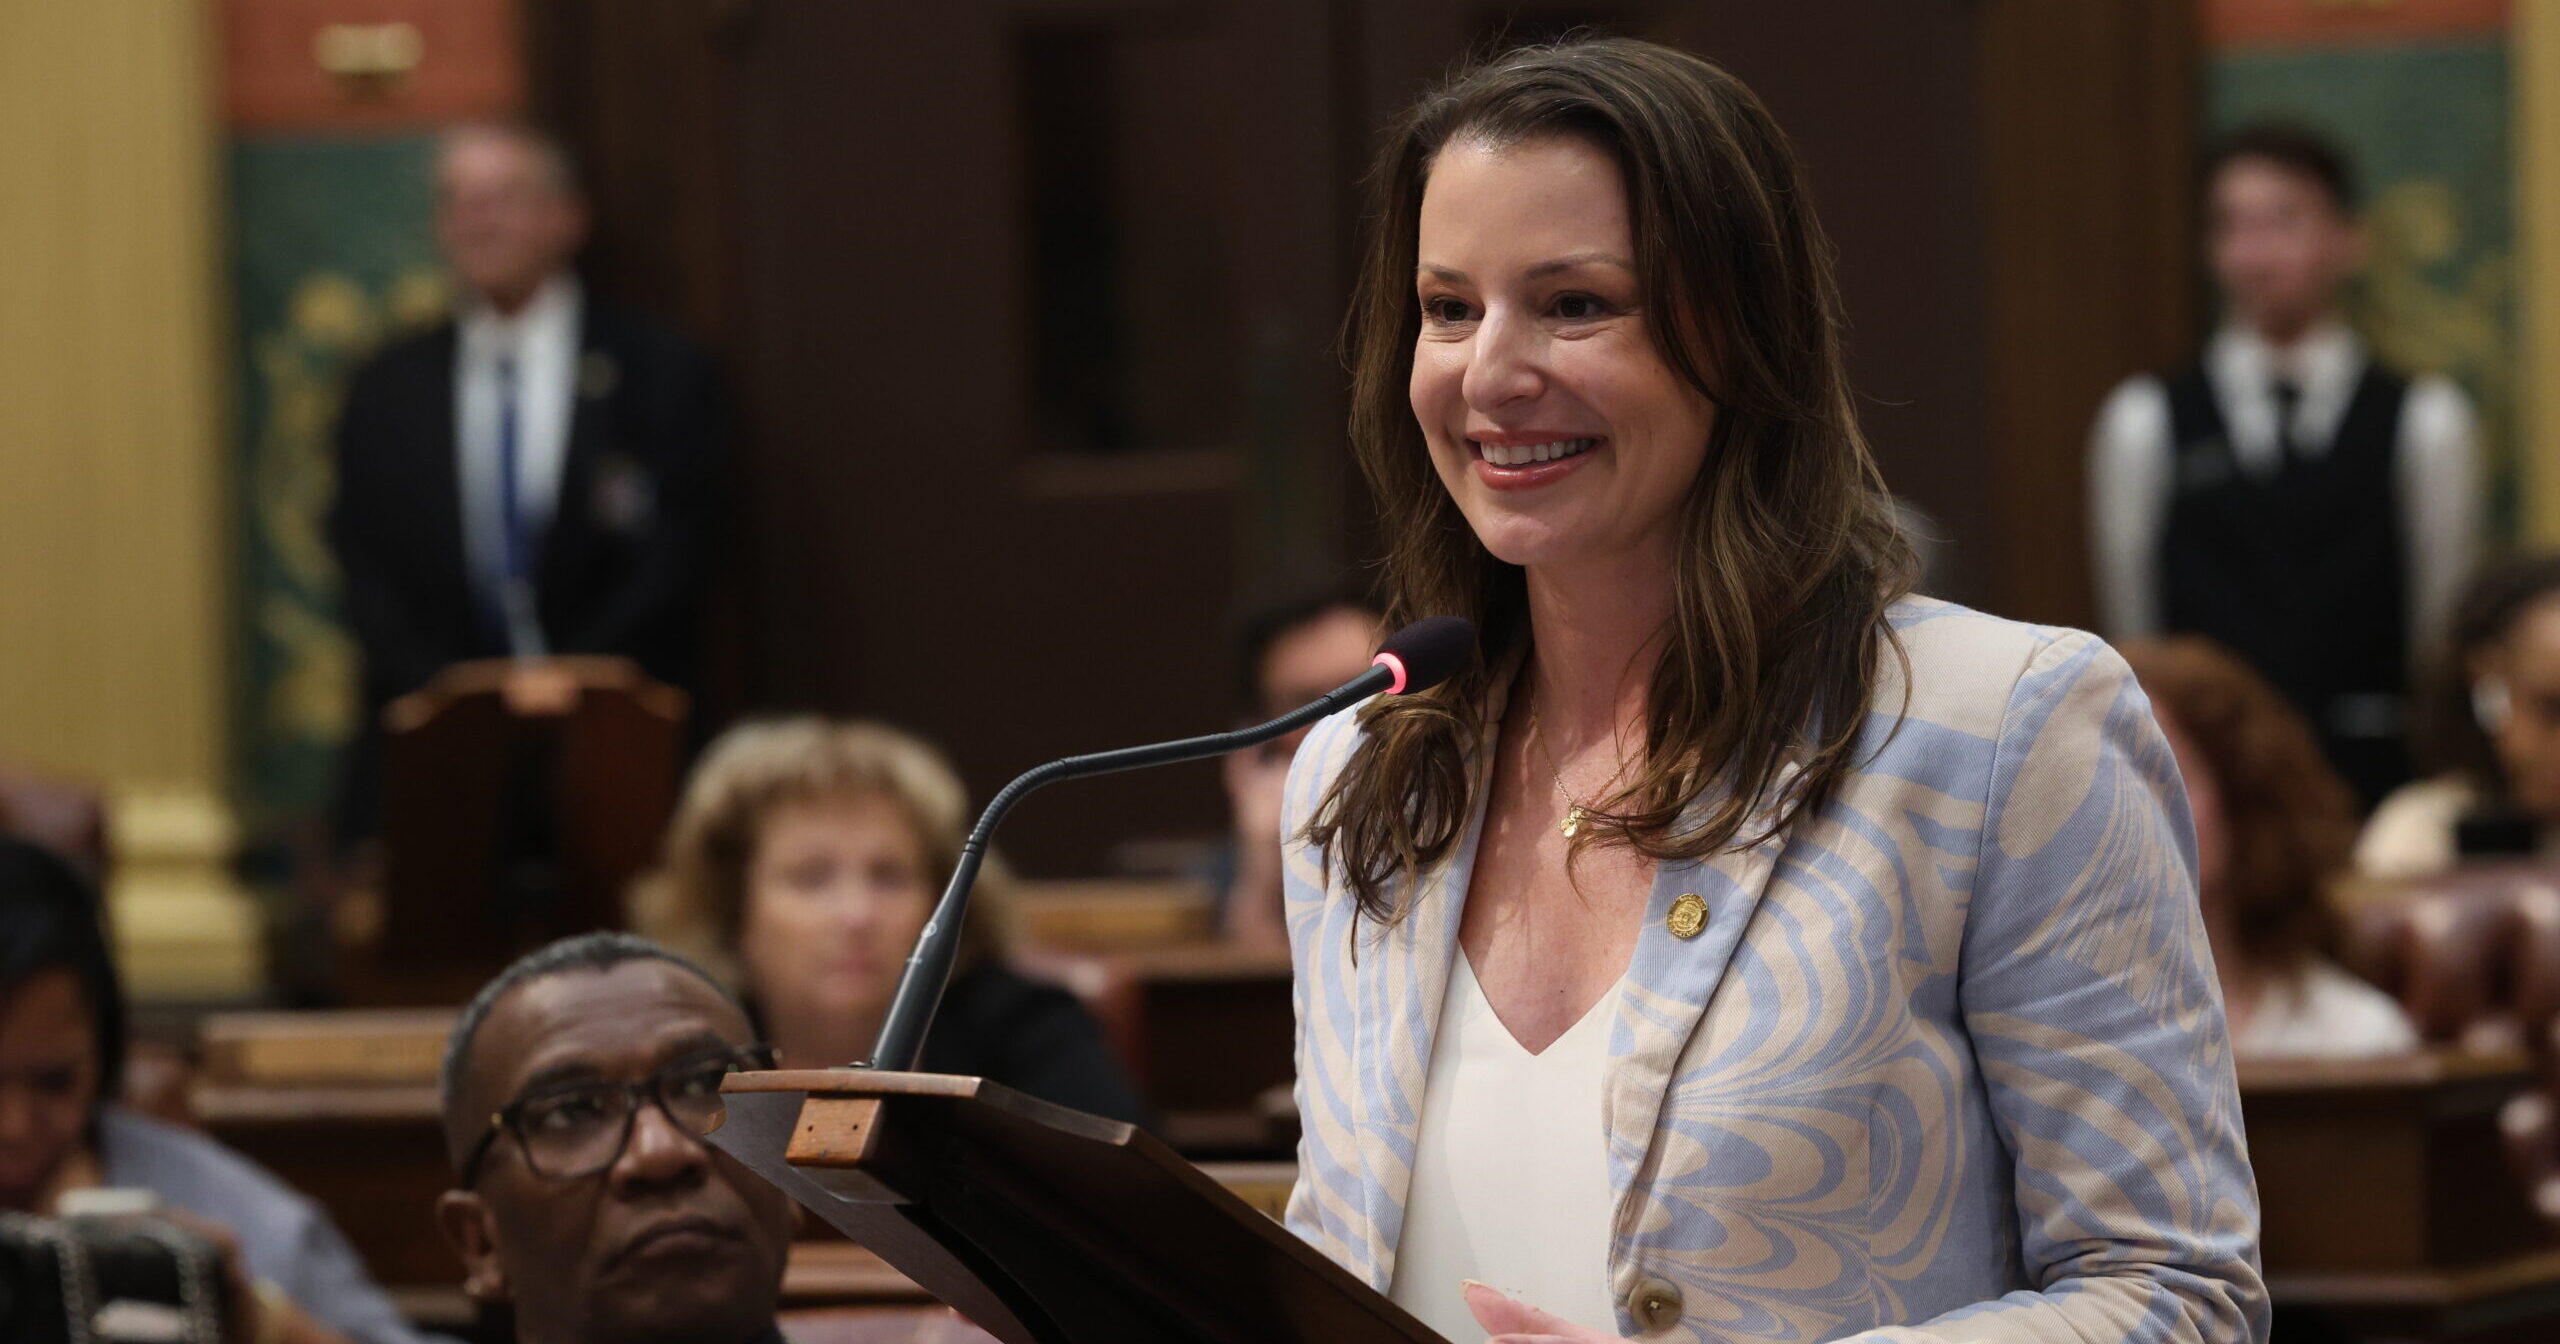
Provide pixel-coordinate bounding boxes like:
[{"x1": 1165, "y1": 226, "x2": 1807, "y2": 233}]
[{"x1": 434, "y1": 933, "x2": 796, "y2": 1344}]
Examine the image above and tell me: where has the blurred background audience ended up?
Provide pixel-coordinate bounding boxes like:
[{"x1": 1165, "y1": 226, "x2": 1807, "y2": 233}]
[
  {"x1": 2362, "y1": 553, "x2": 2560, "y2": 880},
  {"x1": 2092, "y1": 122, "x2": 2480, "y2": 808},
  {"x1": 4, "y1": 0, "x2": 2559, "y2": 1339},
  {"x1": 2122, "y1": 638, "x2": 2419, "y2": 1058},
  {"x1": 631, "y1": 719, "x2": 1145, "y2": 1123},
  {"x1": 1214, "y1": 581, "x2": 1383, "y2": 951},
  {"x1": 0, "y1": 839, "x2": 431, "y2": 1344}
]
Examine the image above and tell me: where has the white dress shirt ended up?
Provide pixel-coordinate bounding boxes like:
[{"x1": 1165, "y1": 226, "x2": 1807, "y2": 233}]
[
  {"x1": 1388, "y1": 954, "x2": 1621, "y2": 1342},
  {"x1": 2088, "y1": 319, "x2": 2480, "y2": 656},
  {"x1": 454, "y1": 272, "x2": 582, "y2": 653},
  {"x1": 2233, "y1": 959, "x2": 2421, "y2": 1060}
]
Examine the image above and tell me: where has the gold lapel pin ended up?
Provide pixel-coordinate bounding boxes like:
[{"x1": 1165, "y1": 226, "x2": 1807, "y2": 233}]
[{"x1": 1667, "y1": 893, "x2": 1708, "y2": 940}]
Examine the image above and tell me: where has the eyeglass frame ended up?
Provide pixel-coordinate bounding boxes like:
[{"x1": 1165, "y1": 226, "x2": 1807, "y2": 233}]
[{"x1": 457, "y1": 1042, "x2": 778, "y2": 1187}]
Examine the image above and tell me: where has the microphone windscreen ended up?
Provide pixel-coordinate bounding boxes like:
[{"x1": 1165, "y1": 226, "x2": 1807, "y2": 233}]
[{"x1": 1374, "y1": 615, "x2": 1477, "y2": 695}]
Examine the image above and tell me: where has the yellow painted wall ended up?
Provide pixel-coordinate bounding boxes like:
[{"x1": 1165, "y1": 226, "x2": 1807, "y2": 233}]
[
  {"x1": 0, "y1": 2, "x2": 260, "y2": 995},
  {"x1": 0, "y1": 2, "x2": 228, "y2": 789}
]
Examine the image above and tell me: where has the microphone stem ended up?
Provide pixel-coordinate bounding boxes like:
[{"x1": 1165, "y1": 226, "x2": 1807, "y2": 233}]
[{"x1": 864, "y1": 662, "x2": 1395, "y2": 1071}]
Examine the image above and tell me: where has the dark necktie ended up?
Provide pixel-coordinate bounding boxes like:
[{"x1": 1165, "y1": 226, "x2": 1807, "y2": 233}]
[
  {"x1": 2270, "y1": 377, "x2": 2304, "y2": 468},
  {"x1": 490, "y1": 353, "x2": 540, "y2": 652}
]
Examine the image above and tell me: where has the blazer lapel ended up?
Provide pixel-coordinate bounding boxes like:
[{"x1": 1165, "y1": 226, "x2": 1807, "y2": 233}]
[
  {"x1": 538, "y1": 306, "x2": 612, "y2": 619},
  {"x1": 415, "y1": 324, "x2": 473, "y2": 634},
  {"x1": 1347, "y1": 665, "x2": 1511, "y2": 1290},
  {"x1": 1602, "y1": 766, "x2": 1797, "y2": 1231}
]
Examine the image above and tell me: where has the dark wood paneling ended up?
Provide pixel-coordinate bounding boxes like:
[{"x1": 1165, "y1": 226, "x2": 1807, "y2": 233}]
[
  {"x1": 525, "y1": 0, "x2": 2202, "y2": 869},
  {"x1": 718, "y1": 2, "x2": 1354, "y2": 873},
  {"x1": 1977, "y1": 0, "x2": 2198, "y2": 627},
  {"x1": 522, "y1": 0, "x2": 747, "y2": 349},
  {"x1": 1647, "y1": 2, "x2": 1990, "y2": 605}
]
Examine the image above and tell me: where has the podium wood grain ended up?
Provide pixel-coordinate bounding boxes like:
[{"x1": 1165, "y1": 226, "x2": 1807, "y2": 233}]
[{"x1": 716, "y1": 1069, "x2": 1440, "y2": 1344}]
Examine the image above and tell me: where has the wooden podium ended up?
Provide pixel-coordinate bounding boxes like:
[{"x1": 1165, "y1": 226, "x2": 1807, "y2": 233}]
[
  {"x1": 712, "y1": 1069, "x2": 1435, "y2": 1344},
  {"x1": 350, "y1": 655, "x2": 685, "y2": 1003}
]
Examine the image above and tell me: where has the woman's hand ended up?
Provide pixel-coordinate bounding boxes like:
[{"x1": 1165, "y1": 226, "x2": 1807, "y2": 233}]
[{"x1": 1463, "y1": 1281, "x2": 1634, "y2": 1344}]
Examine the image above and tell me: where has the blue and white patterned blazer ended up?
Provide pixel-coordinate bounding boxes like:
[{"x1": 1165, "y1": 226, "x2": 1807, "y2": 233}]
[{"x1": 1279, "y1": 598, "x2": 2267, "y2": 1343}]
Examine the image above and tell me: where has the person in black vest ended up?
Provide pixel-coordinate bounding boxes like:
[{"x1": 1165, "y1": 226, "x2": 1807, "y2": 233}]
[
  {"x1": 328, "y1": 124, "x2": 718, "y2": 843},
  {"x1": 2089, "y1": 122, "x2": 2479, "y2": 807}
]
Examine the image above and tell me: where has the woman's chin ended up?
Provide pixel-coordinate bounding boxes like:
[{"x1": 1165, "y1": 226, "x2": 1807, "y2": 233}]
[
  {"x1": 1459, "y1": 513, "x2": 1594, "y2": 572},
  {"x1": 797, "y1": 978, "x2": 891, "y2": 1021}
]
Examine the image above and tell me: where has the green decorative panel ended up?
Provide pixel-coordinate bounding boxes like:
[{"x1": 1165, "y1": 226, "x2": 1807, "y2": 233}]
[
  {"x1": 228, "y1": 135, "x2": 449, "y2": 827},
  {"x1": 2207, "y1": 40, "x2": 2516, "y2": 538}
]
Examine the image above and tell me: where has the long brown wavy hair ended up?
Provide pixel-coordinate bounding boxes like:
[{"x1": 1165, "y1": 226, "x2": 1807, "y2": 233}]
[
  {"x1": 2120, "y1": 638, "x2": 2352, "y2": 974},
  {"x1": 1310, "y1": 38, "x2": 1917, "y2": 924}
]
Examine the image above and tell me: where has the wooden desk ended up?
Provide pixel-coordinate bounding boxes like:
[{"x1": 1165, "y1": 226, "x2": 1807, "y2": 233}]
[
  {"x1": 396, "y1": 1240, "x2": 940, "y2": 1342},
  {"x1": 2243, "y1": 1052, "x2": 2547, "y2": 1273},
  {"x1": 194, "y1": 1080, "x2": 457, "y2": 1287},
  {"x1": 1015, "y1": 942, "x2": 1295, "y2": 1155},
  {"x1": 193, "y1": 1009, "x2": 461, "y2": 1288},
  {"x1": 2244, "y1": 1051, "x2": 2560, "y2": 1342},
  {"x1": 1008, "y1": 879, "x2": 1214, "y2": 949},
  {"x1": 2267, "y1": 1251, "x2": 2560, "y2": 1344}
]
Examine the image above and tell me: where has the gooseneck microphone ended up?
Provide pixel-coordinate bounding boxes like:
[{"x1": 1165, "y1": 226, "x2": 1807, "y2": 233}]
[{"x1": 864, "y1": 615, "x2": 1476, "y2": 1071}]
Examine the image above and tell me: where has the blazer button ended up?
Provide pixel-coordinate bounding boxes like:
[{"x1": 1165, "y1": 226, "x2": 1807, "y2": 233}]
[{"x1": 1628, "y1": 1276, "x2": 1684, "y2": 1333}]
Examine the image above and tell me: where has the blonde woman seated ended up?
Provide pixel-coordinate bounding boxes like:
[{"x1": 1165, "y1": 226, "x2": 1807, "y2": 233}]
[
  {"x1": 632, "y1": 718, "x2": 1146, "y2": 1122},
  {"x1": 2122, "y1": 638, "x2": 2419, "y2": 1058}
]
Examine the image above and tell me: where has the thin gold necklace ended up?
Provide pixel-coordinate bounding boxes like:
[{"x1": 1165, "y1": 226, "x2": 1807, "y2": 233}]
[{"x1": 1527, "y1": 687, "x2": 1627, "y2": 840}]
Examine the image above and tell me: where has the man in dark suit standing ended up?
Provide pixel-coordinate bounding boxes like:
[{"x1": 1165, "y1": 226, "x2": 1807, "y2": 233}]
[{"x1": 329, "y1": 124, "x2": 717, "y2": 842}]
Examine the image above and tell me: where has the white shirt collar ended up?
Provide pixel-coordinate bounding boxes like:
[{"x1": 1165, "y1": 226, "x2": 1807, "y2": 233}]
[
  {"x1": 457, "y1": 271, "x2": 582, "y2": 359},
  {"x1": 2203, "y1": 315, "x2": 2367, "y2": 466},
  {"x1": 2207, "y1": 315, "x2": 2361, "y2": 394}
]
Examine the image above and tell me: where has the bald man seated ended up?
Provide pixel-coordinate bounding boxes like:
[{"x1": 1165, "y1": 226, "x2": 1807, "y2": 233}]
[{"x1": 435, "y1": 933, "x2": 795, "y2": 1344}]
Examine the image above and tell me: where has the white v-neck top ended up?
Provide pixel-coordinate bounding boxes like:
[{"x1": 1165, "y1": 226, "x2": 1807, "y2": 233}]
[{"x1": 1387, "y1": 954, "x2": 1621, "y2": 1341}]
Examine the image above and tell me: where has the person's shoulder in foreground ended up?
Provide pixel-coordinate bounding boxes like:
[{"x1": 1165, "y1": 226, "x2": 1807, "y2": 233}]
[{"x1": 98, "y1": 1105, "x2": 439, "y2": 1344}]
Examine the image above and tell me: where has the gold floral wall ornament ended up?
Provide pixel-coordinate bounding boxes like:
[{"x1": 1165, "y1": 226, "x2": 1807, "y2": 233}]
[
  {"x1": 246, "y1": 265, "x2": 449, "y2": 774},
  {"x1": 2356, "y1": 177, "x2": 2514, "y2": 518}
]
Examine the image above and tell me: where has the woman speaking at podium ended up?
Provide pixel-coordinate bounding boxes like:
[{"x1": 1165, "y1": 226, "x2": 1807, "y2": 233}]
[{"x1": 1280, "y1": 38, "x2": 2265, "y2": 1344}]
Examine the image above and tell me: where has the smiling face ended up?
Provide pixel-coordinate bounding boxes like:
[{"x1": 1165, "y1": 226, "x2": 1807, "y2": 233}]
[
  {"x1": 738, "y1": 790, "x2": 937, "y2": 1046},
  {"x1": 1409, "y1": 134, "x2": 1716, "y2": 577},
  {"x1": 436, "y1": 960, "x2": 793, "y2": 1344}
]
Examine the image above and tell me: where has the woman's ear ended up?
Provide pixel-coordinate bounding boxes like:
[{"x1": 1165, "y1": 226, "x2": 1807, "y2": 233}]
[
  {"x1": 2469, "y1": 649, "x2": 2513, "y2": 735},
  {"x1": 435, "y1": 1189, "x2": 509, "y2": 1302},
  {"x1": 2475, "y1": 676, "x2": 2514, "y2": 736}
]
